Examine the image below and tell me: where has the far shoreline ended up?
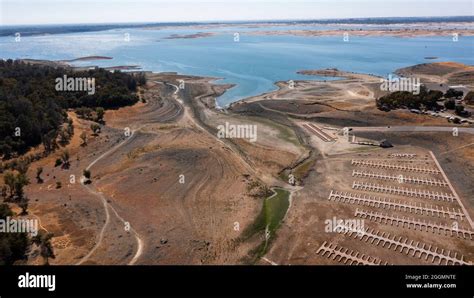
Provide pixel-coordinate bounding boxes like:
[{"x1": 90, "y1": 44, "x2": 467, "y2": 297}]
[{"x1": 2, "y1": 16, "x2": 473, "y2": 36}]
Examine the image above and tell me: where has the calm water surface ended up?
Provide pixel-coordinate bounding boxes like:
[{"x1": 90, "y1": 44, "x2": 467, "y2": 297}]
[{"x1": 1, "y1": 25, "x2": 473, "y2": 106}]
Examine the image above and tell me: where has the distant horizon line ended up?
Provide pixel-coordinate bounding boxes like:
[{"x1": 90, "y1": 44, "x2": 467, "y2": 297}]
[{"x1": 1, "y1": 15, "x2": 473, "y2": 27}]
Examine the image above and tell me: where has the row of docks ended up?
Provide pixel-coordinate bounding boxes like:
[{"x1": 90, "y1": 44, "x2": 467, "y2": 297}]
[
  {"x1": 388, "y1": 153, "x2": 417, "y2": 159},
  {"x1": 354, "y1": 209, "x2": 474, "y2": 240},
  {"x1": 351, "y1": 160, "x2": 441, "y2": 174},
  {"x1": 328, "y1": 190, "x2": 464, "y2": 220},
  {"x1": 352, "y1": 170, "x2": 448, "y2": 187},
  {"x1": 320, "y1": 153, "x2": 472, "y2": 266},
  {"x1": 316, "y1": 241, "x2": 390, "y2": 265},
  {"x1": 338, "y1": 226, "x2": 471, "y2": 265},
  {"x1": 352, "y1": 181, "x2": 456, "y2": 202}
]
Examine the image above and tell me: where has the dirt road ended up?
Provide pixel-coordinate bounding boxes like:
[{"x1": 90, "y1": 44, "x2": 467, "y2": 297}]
[{"x1": 76, "y1": 128, "x2": 144, "y2": 265}]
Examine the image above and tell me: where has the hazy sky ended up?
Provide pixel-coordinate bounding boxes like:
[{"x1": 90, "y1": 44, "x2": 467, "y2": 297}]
[{"x1": 1, "y1": 0, "x2": 473, "y2": 25}]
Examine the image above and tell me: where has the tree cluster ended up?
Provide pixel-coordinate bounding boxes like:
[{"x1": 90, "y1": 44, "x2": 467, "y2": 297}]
[
  {"x1": 377, "y1": 86, "x2": 470, "y2": 116},
  {"x1": 376, "y1": 86, "x2": 443, "y2": 111},
  {"x1": 0, "y1": 203, "x2": 29, "y2": 265},
  {"x1": 0, "y1": 59, "x2": 145, "y2": 159}
]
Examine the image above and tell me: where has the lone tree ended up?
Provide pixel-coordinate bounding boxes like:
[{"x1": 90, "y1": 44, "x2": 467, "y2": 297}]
[
  {"x1": 83, "y1": 169, "x2": 91, "y2": 184},
  {"x1": 32, "y1": 231, "x2": 55, "y2": 265},
  {"x1": 18, "y1": 195, "x2": 29, "y2": 215},
  {"x1": 66, "y1": 118, "x2": 74, "y2": 136},
  {"x1": 3, "y1": 171, "x2": 16, "y2": 199},
  {"x1": 58, "y1": 129, "x2": 70, "y2": 146},
  {"x1": 13, "y1": 173, "x2": 30, "y2": 201},
  {"x1": 80, "y1": 131, "x2": 87, "y2": 146},
  {"x1": 36, "y1": 167, "x2": 44, "y2": 184},
  {"x1": 90, "y1": 124, "x2": 101, "y2": 135},
  {"x1": 3, "y1": 171, "x2": 29, "y2": 200},
  {"x1": 16, "y1": 160, "x2": 29, "y2": 175},
  {"x1": 60, "y1": 150, "x2": 70, "y2": 169},
  {"x1": 2, "y1": 170, "x2": 30, "y2": 212},
  {"x1": 54, "y1": 158, "x2": 62, "y2": 167},
  {"x1": 95, "y1": 107, "x2": 105, "y2": 124}
]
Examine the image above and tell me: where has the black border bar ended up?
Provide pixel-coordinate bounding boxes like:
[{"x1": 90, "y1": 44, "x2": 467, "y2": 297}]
[{"x1": 0, "y1": 265, "x2": 472, "y2": 297}]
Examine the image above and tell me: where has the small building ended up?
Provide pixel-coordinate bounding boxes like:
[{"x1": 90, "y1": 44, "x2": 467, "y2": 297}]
[{"x1": 379, "y1": 139, "x2": 393, "y2": 148}]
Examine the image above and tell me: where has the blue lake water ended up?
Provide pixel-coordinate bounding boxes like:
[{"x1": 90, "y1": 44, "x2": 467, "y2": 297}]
[{"x1": 1, "y1": 26, "x2": 473, "y2": 106}]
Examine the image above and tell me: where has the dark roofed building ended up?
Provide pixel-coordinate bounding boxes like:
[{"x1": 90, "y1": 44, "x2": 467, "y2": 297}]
[{"x1": 379, "y1": 139, "x2": 393, "y2": 148}]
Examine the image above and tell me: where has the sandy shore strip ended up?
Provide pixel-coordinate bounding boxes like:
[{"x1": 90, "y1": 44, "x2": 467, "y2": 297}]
[
  {"x1": 245, "y1": 28, "x2": 474, "y2": 38},
  {"x1": 229, "y1": 68, "x2": 382, "y2": 108},
  {"x1": 60, "y1": 56, "x2": 113, "y2": 62},
  {"x1": 163, "y1": 32, "x2": 215, "y2": 39}
]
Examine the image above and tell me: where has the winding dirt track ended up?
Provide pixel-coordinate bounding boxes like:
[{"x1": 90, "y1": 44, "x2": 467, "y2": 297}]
[
  {"x1": 76, "y1": 128, "x2": 144, "y2": 265},
  {"x1": 77, "y1": 83, "x2": 186, "y2": 265}
]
